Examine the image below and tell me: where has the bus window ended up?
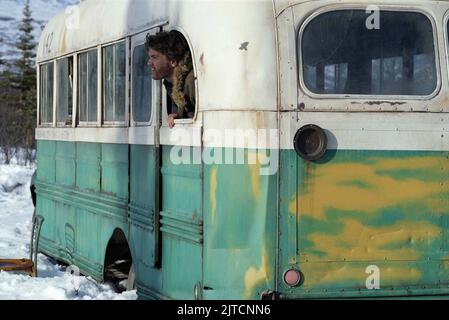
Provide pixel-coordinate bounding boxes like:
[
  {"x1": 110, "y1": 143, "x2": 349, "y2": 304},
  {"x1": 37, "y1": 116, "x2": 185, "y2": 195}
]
[
  {"x1": 103, "y1": 42, "x2": 126, "y2": 123},
  {"x1": 39, "y1": 62, "x2": 54, "y2": 125},
  {"x1": 56, "y1": 57, "x2": 73, "y2": 125},
  {"x1": 301, "y1": 10, "x2": 437, "y2": 96},
  {"x1": 132, "y1": 44, "x2": 152, "y2": 123},
  {"x1": 78, "y1": 49, "x2": 98, "y2": 123}
]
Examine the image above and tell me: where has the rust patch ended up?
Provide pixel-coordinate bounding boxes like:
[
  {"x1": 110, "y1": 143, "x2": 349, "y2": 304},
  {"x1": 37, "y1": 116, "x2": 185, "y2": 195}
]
[
  {"x1": 199, "y1": 52, "x2": 206, "y2": 76},
  {"x1": 255, "y1": 111, "x2": 264, "y2": 130},
  {"x1": 350, "y1": 101, "x2": 406, "y2": 106},
  {"x1": 59, "y1": 27, "x2": 67, "y2": 54},
  {"x1": 432, "y1": 93, "x2": 449, "y2": 112},
  {"x1": 0, "y1": 258, "x2": 35, "y2": 277},
  {"x1": 290, "y1": 160, "x2": 315, "y2": 216}
]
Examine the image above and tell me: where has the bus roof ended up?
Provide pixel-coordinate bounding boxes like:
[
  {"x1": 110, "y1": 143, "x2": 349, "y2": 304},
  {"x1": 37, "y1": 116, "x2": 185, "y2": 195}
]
[
  {"x1": 37, "y1": 0, "x2": 447, "y2": 62},
  {"x1": 37, "y1": 0, "x2": 280, "y2": 111},
  {"x1": 37, "y1": 0, "x2": 278, "y2": 62}
]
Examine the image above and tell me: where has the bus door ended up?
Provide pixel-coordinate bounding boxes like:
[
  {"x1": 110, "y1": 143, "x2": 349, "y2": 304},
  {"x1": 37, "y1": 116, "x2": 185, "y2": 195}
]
[
  {"x1": 278, "y1": 4, "x2": 447, "y2": 298},
  {"x1": 128, "y1": 28, "x2": 163, "y2": 292}
]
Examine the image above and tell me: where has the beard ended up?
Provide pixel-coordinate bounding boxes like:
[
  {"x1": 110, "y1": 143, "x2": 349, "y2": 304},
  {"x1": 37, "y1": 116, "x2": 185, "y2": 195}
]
[{"x1": 150, "y1": 65, "x2": 173, "y2": 81}]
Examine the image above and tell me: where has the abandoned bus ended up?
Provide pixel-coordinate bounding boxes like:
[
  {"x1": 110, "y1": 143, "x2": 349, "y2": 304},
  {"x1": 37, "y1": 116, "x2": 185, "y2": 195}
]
[{"x1": 34, "y1": 0, "x2": 449, "y2": 299}]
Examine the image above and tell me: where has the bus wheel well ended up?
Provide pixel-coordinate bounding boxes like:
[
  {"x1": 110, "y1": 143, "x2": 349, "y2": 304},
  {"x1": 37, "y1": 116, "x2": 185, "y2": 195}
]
[{"x1": 103, "y1": 228, "x2": 133, "y2": 291}]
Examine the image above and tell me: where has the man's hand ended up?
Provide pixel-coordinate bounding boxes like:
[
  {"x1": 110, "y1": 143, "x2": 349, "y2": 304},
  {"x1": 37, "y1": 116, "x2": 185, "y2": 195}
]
[{"x1": 167, "y1": 113, "x2": 178, "y2": 128}]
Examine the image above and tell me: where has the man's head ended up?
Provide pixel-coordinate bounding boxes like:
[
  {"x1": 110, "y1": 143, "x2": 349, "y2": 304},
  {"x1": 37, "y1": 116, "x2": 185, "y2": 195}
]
[{"x1": 145, "y1": 31, "x2": 189, "y2": 82}]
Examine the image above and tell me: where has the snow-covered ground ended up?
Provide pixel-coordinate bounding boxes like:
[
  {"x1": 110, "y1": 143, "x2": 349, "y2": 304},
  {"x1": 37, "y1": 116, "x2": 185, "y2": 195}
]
[{"x1": 0, "y1": 161, "x2": 137, "y2": 300}]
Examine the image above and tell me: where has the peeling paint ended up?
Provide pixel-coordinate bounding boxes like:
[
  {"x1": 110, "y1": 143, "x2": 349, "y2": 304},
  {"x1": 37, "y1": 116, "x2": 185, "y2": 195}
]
[
  {"x1": 244, "y1": 248, "x2": 269, "y2": 298},
  {"x1": 59, "y1": 27, "x2": 67, "y2": 54},
  {"x1": 289, "y1": 157, "x2": 446, "y2": 220},
  {"x1": 248, "y1": 152, "x2": 261, "y2": 200},
  {"x1": 301, "y1": 263, "x2": 422, "y2": 287},
  {"x1": 281, "y1": 150, "x2": 449, "y2": 295},
  {"x1": 350, "y1": 101, "x2": 406, "y2": 106},
  {"x1": 307, "y1": 218, "x2": 441, "y2": 261}
]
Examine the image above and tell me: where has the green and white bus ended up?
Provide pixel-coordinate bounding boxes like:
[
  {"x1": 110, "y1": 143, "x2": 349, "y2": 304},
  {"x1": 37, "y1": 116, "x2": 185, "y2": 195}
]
[{"x1": 35, "y1": 0, "x2": 449, "y2": 299}]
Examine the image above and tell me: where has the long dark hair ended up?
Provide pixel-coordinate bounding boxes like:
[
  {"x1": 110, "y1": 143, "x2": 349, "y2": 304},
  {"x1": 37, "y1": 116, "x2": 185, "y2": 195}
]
[{"x1": 145, "y1": 30, "x2": 189, "y2": 63}]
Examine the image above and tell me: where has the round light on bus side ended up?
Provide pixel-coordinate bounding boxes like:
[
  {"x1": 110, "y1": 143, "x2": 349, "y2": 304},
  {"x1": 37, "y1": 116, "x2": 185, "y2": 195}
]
[
  {"x1": 283, "y1": 268, "x2": 302, "y2": 287},
  {"x1": 293, "y1": 124, "x2": 327, "y2": 161}
]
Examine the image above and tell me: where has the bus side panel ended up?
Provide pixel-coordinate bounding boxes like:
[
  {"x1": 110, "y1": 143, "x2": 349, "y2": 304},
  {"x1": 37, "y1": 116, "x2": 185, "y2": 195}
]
[
  {"x1": 203, "y1": 148, "x2": 277, "y2": 299},
  {"x1": 37, "y1": 194, "x2": 56, "y2": 258},
  {"x1": 101, "y1": 144, "x2": 129, "y2": 200},
  {"x1": 74, "y1": 207, "x2": 106, "y2": 280},
  {"x1": 55, "y1": 141, "x2": 75, "y2": 187},
  {"x1": 160, "y1": 146, "x2": 202, "y2": 299},
  {"x1": 74, "y1": 142, "x2": 107, "y2": 280},
  {"x1": 36, "y1": 140, "x2": 57, "y2": 259},
  {"x1": 37, "y1": 141, "x2": 129, "y2": 281},
  {"x1": 54, "y1": 201, "x2": 75, "y2": 262},
  {"x1": 279, "y1": 149, "x2": 449, "y2": 298},
  {"x1": 36, "y1": 140, "x2": 55, "y2": 184},
  {"x1": 129, "y1": 145, "x2": 162, "y2": 294},
  {"x1": 76, "y1": 142, "x2": 100, "y2": 192},
  {"x1": 53, "y1": 142, "x2": 77, "y2": 264}
]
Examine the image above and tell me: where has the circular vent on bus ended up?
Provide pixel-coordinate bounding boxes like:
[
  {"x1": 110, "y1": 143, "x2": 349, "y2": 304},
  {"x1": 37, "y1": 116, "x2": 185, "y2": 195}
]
[{"x1": 293, "y1": 124, "x2": 327, "y2": 161}]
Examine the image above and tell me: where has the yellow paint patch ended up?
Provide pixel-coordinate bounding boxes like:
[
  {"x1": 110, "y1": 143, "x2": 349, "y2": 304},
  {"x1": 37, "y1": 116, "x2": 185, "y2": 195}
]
[
  {"x1": 59, "y1": 26, "x2": 67, "y2": 54},
  {"x1": 244, "y1": 248, "x2": 269, "y2": 298},
  {"x1": 248, "y1": 151, "x2": 268, "y2": 200},
  {"x1": 306, "y1": 218, "x2": 441, "y2": 261},
  {"x1": 375, "y1": 157, "x2": 443, "y2": 171},
  {"x1": 289, "y1": 159, "x2": 444, "y2": 220},
  {"x1": 301, "y1": 263, "x2": 421, "y2": 287},
  {"x1": 210, "y1": 167, "x2": 217, "y2": 225}
]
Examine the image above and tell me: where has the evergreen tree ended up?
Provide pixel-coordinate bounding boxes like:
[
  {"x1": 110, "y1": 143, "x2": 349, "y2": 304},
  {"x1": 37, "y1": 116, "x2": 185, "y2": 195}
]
[
  {"x1": 0, "y1": 37, "x2": 4, "y2": 68},
  {"x1": 14, "y1": 0, "x2": 37, "y2": 164},
  {"x1": 0, "y1": 68, "x2": 21, "y2": 164},
  {"x1": 16, "y1": 0, "x2": 37, "y2": 92}
]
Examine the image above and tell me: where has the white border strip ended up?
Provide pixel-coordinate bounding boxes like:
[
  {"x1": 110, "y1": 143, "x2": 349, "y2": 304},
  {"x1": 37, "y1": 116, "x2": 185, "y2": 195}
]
[
  {"x1": 36, "y1": 128, "x2": 129, "y2": 144},
  {"x1": 37, "y1": 111, "x2": 449, "y2": 151},
  {"x1": 281, "y1": 112, "x2": 449, "y2": 151},
  {"x1": 129, "y1": 127, "x2": 155, "y2": 145}
]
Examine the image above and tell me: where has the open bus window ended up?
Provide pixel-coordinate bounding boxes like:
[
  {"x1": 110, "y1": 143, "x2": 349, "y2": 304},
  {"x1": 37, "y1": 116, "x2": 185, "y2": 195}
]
[
  {"x1": 132, "y1": 44, "x2": 152, "y2": 123},
  {"x1": 301, "y1": 10, "x2": 437, "y2": 96},
  {"x1": 103, "y1": 42, "x2": 126, "y2": 123},
  {"x1": 78, "y1": 49, "x2": 98, "y2": 123},
  {"x1": 39, "y1": 62, "x2": 54, "y2": 125},
  {"x1": 56, "y1": 57, "x2": 73, "y2": 126}
]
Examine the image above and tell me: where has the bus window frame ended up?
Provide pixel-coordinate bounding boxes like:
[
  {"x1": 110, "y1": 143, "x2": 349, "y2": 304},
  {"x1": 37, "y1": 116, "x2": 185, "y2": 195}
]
[
  {"x1": 297, "y1": 5, "x2": 442, "y2": 102},
  {"x1": 162, "y1": 26, "x2": 198, "y2": 128},
  {"x1": 77, "y1": 46, "x2": 101, "y2": 128},
  {"x1": 130, "y1": 31, "x2": 156, "y2": 127},
  {"x1": 442, "y1": 9, "x2": 449, "y2": 90},
  {"x1": 55, "y1": 54, "x2": 74, "y2": 128},
  {"x1": 101, "y1": 39, "x2": 129, "y2": 128},
  {"x1": 37, "y1": 60, "x2": 56, "y2": 128}
]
